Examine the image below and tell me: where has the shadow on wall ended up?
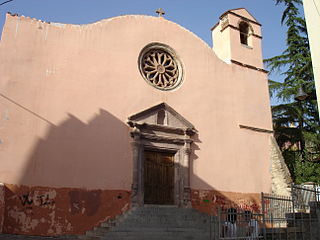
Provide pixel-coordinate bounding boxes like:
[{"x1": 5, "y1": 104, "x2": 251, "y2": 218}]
[
  {"x1": 188, "y1": 133, "x2": 261, "y2": 215},
  {"x1": 19, "y1": 109, "x2": 132, "y2": 189},
  {"x1": 1, "y1": 108, "x2": 261, "y2": 236},
  {"x1": 3, "y1": 109, "x2": 132, "y2": 235},
  {"x1": 190, "y1": 174, "x2": 261, "y2": 216}
]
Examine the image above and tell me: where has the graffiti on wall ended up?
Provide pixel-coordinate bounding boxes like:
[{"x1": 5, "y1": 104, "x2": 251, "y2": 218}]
[
  {"x1": 191, "y1": 189, "x2": 261, "y2": 215},
  {"x1": 18, "y1": 190, "x2": 56, "y2": 211},
  {"x1": 20, "y1": 192, "x2": 55, "y2": 207},
  {"x1": 4, "y1": 184, "x2": 131, "y2": 236}
]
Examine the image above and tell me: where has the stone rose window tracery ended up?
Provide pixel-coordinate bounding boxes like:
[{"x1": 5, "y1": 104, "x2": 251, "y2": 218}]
[{"x1": 139, "y1": 43, "x2": 183, "y2": 91}]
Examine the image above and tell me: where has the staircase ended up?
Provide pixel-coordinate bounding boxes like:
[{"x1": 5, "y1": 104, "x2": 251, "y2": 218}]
[{"x1": 80, "y1": 205, "x2": 214, "y2": 240}]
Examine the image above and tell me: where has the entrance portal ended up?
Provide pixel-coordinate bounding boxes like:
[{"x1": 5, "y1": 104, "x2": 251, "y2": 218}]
[
  {"x1": 128, "y1": 102, "x2": 196, "y2": 206},
  {"x1": 144, "y1": 151, "x2": 174, "y2": 205}
]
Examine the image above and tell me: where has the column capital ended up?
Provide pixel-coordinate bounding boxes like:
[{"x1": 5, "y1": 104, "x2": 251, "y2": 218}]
[
  {"x1": 183, "y1": 147, "x2": 192, "y2": 155},
  {"x1": 130, "y1": 126, "x2": 141, "y2": 140}
]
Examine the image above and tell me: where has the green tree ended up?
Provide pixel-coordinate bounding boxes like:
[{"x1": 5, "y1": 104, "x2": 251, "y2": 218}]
[{"x1": 266, "y1": 0, "x2": 320, "y2": 183}]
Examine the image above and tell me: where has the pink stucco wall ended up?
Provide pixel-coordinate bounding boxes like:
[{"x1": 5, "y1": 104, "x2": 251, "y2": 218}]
[
  {"x1": 3, "y1": 184, "x2": 130, "y2": 235},
  {"x1": 0, "y1": 10, "x2": 272, "y2": 235},
  {"x1": 0, "y1": 10, "x2": 272, "y2": 234},
  {"x1": 212, "y1": 8, "x2": 263, "y2": 68}
]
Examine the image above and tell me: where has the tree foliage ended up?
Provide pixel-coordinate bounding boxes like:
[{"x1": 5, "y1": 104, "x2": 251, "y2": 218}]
[{"x1": 266, "y1": 0, "x2": 320, "y2": 183}]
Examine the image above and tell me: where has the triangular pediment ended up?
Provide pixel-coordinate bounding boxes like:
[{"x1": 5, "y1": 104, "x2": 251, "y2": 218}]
[
  {"x1": 229, "y1": 8, "x2": 260, "y2": 24},
  {"x1": 128, "y1": 103, "x2": 195, "y2": 131}
]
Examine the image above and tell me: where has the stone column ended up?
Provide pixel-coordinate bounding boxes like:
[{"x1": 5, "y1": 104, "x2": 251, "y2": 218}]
[
  {"x1": 130, "y1": 127, "x2": 142, "y2": 206},
  {"x1": 182, "y1": 139, "x2": 192, "y2": 208}
]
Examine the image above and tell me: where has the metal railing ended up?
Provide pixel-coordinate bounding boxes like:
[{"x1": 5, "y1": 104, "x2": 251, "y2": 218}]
[
  {"x1": 261, "y1": 187, "x2": 320, "y2": 240},
  {"x1": 291, "y1": 183, "x2": 320, "y2": 212},
  {"x1": 261, "y1": 192, "x2": 296, "y2": 239},
  {"x1": 261, "y1": 193, "x2": 294, "y2": 227},
  {"x1": 218, "y1": 207, "x2": 264, "y2": 239}
]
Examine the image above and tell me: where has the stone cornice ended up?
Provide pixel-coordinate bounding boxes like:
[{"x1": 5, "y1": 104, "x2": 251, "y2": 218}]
[
  {"x1": 127, "y1": 121, "x2": 196, "y2": 136},
  {"x1": 231, "y1": 60, "x2": 268, "y2": 74},
  {"x1": 239, "y1": 124, "x2": 273, "y2": 133},
  {"x1": 139, "y1": 132, "x2": 192, "y2": 145},
  {"x1": 220, "y1": 24, "x2": 262, "y2": 39}
]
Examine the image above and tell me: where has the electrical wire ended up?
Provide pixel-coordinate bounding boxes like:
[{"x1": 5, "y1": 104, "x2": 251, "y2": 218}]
[
  {"x1": 312, "y1": 0, "x2": 320, "y2": 17},
  {"x1": 0, "y1": 93, "x2": 54, "y2": 125},
  {"x1": 0, "y1": 0, "x2": 14, "y2": 6}
]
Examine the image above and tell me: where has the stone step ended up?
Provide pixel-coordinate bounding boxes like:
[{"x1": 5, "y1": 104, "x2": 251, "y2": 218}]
[
  {"x1": 133, "y1": 207, "x2": 204, "y2": 214},
  {"x1": 100, "y1": 236, "x2": 211, "y2": 240},
  {"x1": 94, "y1": 236, "x2": 210, "y2": 240},
  {"x1": 87, "y1": 228, "x2": 207, "y2": 237},
  {"x1": 0, "y1": 235, "x2": 80, "y2": 240},
  {"x1": 126, "y1": 210, "x2": 209, "y2": 218},
  {"x1": 111, "y1": 227, "x2": 206, "y2": 233},
  {"x1": 82, "y1": 206, "x2": 212, "y2": 240},
  {"x1": 111, "y1": 227, "x2": 204, "y2": 233},
  {"x1": 78, "y1": 236, "x2": 99, "y2": 240},
  {"x1": 100, "y1": 221, "x2": 117, "y2": 228},
  {"x1": 128, "y1": 212, "x2": 208, "y2": 218},
  {"x1": 87, "y1": 231, "x2": 210, "y2": 238},
  {"x1": 123, "y1": 215, "x2": 210, "y2": 223},
  {"x1": 133, "y1": 205, "x2": 197, "y2": 211},
  {"x1": 141, "y1": 204, "x2": 178, "y2": 208},
  {"x1": 121, "y1": 214, "x2": 210, "y2": 220},
  {"x1": 100, "y1": 218, "x2": 210, "y2": 228},
  {"x1": 115, "y1": 221, "x2": 210, "y2": 229}
]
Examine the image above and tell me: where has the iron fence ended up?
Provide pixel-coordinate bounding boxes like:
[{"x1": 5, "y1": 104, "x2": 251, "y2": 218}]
[
  {"x1": 218, "y1": 207, "x2": 264, "y2": 239},
  {"x1": 261, "y1": 187, "x2": 320, "y2": 240},
  {"x1": 261, "y1": 192, "x2": 295, "y2": 239},
  {"x1": 291, "y1": 183, "x2": 320, "y2": 212},
  {"x1": 213, "y1": 185, "x2": 320, "y2": 240},
  {"x1": 261, "y1": 193, "x2": 294, "y2": 228}
]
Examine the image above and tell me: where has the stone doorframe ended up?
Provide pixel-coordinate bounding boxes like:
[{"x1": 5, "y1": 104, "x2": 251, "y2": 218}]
[{"x1": 127, "y1": 103, "x2": 196, "y2": 207}]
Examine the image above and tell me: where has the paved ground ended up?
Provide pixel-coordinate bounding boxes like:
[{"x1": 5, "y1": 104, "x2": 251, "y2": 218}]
[{"x1": 0, "y1": 234, "x2": 79, "y2": 240}]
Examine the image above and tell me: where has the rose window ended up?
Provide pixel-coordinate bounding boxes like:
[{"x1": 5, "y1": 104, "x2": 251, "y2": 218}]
[{"x1": 139, "y1": 43, "x2": 183, "y2": 90}]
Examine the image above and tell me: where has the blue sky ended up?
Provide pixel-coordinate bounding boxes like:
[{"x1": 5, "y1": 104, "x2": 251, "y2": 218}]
[{"x1": 0, "y1": 0, "x2": 305, "y2": 105}]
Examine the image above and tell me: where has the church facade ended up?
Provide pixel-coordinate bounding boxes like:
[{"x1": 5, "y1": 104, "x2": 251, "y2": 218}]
[{"x1": 0, "y1": 8, "x2": 273, "y2": 235}]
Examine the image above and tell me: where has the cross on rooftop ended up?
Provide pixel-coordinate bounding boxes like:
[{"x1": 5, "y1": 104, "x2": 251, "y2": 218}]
[{"x1": 156, "y1": 8, "x2": 165, "y2": 17}]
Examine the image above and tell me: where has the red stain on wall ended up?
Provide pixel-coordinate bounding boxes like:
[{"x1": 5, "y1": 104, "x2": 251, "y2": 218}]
[
  {"x1": 0, "y1": 183, "x2": 5, "y2": 233},
  {"x1": 191, "y1": 189, "x2": 261, "y2": 215},
  {"x1": 3, "y1": 184, "x2": 130, "y2": 236},
  {"x1": 1, "y1": 185, "x2": 263, "y2": 236},
  {"x1": 68, "y1": 190, "x2": 102, "y2": 216}
]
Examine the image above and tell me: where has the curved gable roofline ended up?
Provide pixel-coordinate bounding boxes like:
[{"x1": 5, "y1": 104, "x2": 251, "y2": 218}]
[
  {"x1": 4, "y1": 13, "x2": 220, "y2": 57},
  {"x1": 4, "y1": 13, "x2": 234, "y2": 67},
  {"x1": 88, "y1": 15, "x2": 213, "y2": 50},
  {"x1": 4, "y1": 13, "x2": 213, "y2": 52}
]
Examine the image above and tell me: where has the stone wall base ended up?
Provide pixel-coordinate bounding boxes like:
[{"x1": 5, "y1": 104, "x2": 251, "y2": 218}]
[
  {"x1": 191, "y1": 189, "x2": 261, "y2": 215},
  {"x1": 2, "y1": 184, "x2": 130, "y2": 236}
]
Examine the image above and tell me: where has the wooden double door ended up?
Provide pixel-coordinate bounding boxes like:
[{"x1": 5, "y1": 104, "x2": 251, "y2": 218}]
[{"x1": 144, "y1": 151, "x2": 175, "y2": 205}]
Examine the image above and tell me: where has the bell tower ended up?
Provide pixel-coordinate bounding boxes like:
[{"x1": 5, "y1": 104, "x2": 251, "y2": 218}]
[{"x1": 212, "y1": 8, "x2": 263, "y2": 70}]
